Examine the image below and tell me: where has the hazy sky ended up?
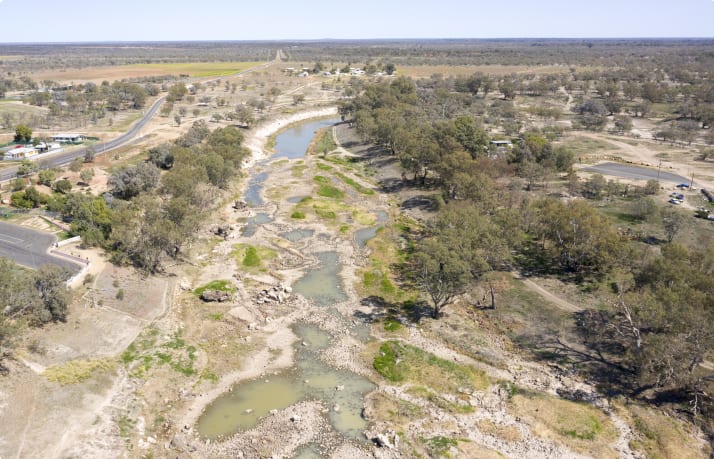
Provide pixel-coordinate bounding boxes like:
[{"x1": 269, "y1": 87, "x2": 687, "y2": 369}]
[{"x1": 0, "y1": 0, "x2": 712, "y2": 42}]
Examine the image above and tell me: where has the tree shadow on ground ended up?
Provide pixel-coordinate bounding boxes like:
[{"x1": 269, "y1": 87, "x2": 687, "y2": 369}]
[
  {"x1": 400, "y1": 195, "x2": 440, "y2": 212},
  {"x1": 519, "y1": 331, "x2": 637, "y2": 396},
  {"x1": 356, "y1": 296, "x2": 434, "y2": 325}
]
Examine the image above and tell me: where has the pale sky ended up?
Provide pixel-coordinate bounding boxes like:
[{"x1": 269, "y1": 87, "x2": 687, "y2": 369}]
[{"x1": 0, "y1": 0, "x2": 712, "y2": 42}]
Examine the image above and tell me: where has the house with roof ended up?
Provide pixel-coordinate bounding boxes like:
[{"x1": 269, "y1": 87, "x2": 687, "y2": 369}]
[{"x1": 51, "y1": 133, "x2": 85, "y2": 143}]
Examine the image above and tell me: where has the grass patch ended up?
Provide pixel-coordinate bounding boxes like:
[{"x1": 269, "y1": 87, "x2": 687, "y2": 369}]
[
  {"x1": 290, "y1": 210, "x2": 306, "y2": 219},
  {"x1": 232, "y1": 244, "x2": 278, "y2": 271},
  {"x1": 133, "y1": 61, "x2": 263, "y2": 77},
  {"x1": 368, "y1": 392, "x2": 423, "y2": 425},
  {"x1": 243, "y1": 246, "x2": 261, "y2": 267},
  {"x1": 423, "y1": 436, "x2": 459, "y2": 458},
  {"x1": 291, "y1": 164, "x2": 308, "y2": 177},
  {"x1": 336, "y1": 171, "x2": 374, "y2": 195},
  {"x1": 310, "y1": 128, "x2": 338, "y2": 155},
  {"x1": 322, "y1": 154, "x2": 360, "y2": 170},
  {"x1": 194, "y1": 279, "x2": 236, "y2": 297},
  {"x1": 315, "y1": 208, "x2": 337, "y2": 219},
  {"x1": 363, "y1": 270, "x2": 397, "y2": 296},
  {"x1": 353, "y1": 210, "x2": 377, "y2": 225},
  {"x1": 384, "y1": 317, "x2": 403, "y2": 332},
  {"x1": 556, "y1": 136, "x2": 620, "y2": 156},
  {"x1": 314, "y1": 176, "x2": 345, "y2": 199},
  {"x1": 409, "y1": 386, "x2": 475, "y2": 414},
  {"x1": 510, "y1": 393, "x2": 618, "y2": 456},
  {"x1": 373, "y1": 341, "x2": 489, "y2": 393},
  {"x1": 628, "y1": 404, "x2": 709, "y2": 459},
  {"x1": 44, "y1": 358, "x2": 115, "y2": 385}
]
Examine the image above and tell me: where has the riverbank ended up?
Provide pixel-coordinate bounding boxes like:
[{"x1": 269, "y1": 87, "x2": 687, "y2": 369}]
[{"x1": 243, "y1": 106, "x2": 339, "y2": 168}]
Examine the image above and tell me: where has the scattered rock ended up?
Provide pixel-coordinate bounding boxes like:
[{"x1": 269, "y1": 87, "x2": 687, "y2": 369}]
[
  {"x1": 212, "y1": 224, "x2": 234, "y2": 239},
  {"x1": 233, "y1": 199, "x2": 247, "y2": 210},
  {"x1": 244, "y1": 408, "x2": 253, "y2": 414},
  {"x1": 256, "y1": 284, "x2": 292, "y2": 304},
  {"x1": 373, "y1": 433, "x2": 393, "y2": 449},
  {"x1": 556, "y1": 388, "x2": 601, "y2": 405},
  {"x1": 335, "y1": 385, "x2": 344, "y2": 391},
  {"x1": 290, "y1": 415, "x2": 302, "y2": 422}
]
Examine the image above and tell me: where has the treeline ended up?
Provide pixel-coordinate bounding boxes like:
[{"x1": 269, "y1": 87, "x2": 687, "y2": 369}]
[
  {"x1": 0, "y1": 42, "x2": 280, "y2": 72},
  {"x1": 0, "y1": 260, "x2": 71, "y2": 373},
  {"x1": 15, "y1": 120, "x2": 248, "y2": 273},
  {"x1": 343, "y1": 77, "x2": 714, "y2": 420},
  {"x1": 286, "y1": 39, "x2": 714, "y2": 71}
]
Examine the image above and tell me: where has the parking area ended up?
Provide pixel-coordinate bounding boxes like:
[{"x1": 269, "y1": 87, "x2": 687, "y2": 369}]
[{"x1": 0, "y1": 221, "x2": 82, "y2": 272}]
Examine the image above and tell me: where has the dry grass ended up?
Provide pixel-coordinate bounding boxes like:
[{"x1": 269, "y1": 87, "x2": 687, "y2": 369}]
[
  {"x1": 457, "y1": 442, "x2": 506, "y2": 459},
  {"x1": 43, "y1": 358, "x2": 115, "y2": 385},
  {"x1": 366, "y1": 391, "x2": 423, "y2": 426},
  {"x1": 510, "y1": 393, "x2": 619, "y2": 458},
  {"x1": 31, "y1": 62, "x2": 263, "y2": 84},
  {"x1": 0, "y1": 100, "x2": 49, "y2": 119},
  {"x1": 555, "y1": 135, "x2": 620, "y2": 157},
  {"x1": 626, "y1": 404, "x2": 711, "y2": 459},
  {"x1": 477, "y1": 419, "x2": 523, "y2": 443},
  {"x1": 399, "y1": 64, "x2": 570, "y2": 78}
]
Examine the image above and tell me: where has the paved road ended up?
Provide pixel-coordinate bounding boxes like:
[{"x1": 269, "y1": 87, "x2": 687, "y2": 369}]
[
  {"x1": 0, "y1": 95, "x2": 167, "y2": 182},
  {"x1": 0, "y1": 55, "x2": 281, "y2": 183},
  {"x1": 584, "y1": 162, "x2": 689, "y2": 184},
  {"x1": 0, "y1": 221, "x2": 82, "y2": 273}
]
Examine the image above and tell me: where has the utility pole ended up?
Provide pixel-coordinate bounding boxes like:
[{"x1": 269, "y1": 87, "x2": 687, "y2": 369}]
[
  {"x1": 657, "y1": 159, "x2": 662, "y2": 183},
  {"x1": 690, "y1": 172, "x2": 695, "y2": 189}
]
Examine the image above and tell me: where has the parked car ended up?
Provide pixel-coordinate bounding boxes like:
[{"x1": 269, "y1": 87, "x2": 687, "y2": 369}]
[{"x1": 668, "y1": 198, "x2": 682, "y2": 205}]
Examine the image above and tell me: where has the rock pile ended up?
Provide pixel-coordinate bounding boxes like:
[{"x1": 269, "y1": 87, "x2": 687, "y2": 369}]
[
  {"x1": 212, "y1": 224, "x2": 234, "y2": 239},
  {"x1": 256, "y1": 284, "x2": 292, "y2": 304}
]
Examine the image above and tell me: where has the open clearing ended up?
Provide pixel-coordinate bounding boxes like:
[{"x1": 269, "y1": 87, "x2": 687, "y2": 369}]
[{"x1": 30, "y1": 61, "x2": 265, "y2": 84}]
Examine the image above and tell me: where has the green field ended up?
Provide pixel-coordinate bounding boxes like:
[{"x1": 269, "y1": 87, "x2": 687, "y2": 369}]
[{"x1": 132, "y1": 61, "x2": 264, "y2": 77}]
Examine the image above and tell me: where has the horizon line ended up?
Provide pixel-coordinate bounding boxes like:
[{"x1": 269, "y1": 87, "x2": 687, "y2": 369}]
[{"x1": 1, "y1": 37, "x2": 714, "y2": 46}]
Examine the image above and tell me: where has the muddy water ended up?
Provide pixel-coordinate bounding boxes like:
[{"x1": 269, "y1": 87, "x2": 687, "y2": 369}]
[
  {"x1": 353, "y1": 210, "x2": 388, "y2": 249},
  {"x1": 271, "y1": 118, "x2": 341, "y2": 160},
  {"x1": 244, "y1": 171, "x2": 269, "y2": 207},
  {"x1": 243, "y1": 118, "x2": 338, "y2": 207},
  {"x1": 241, "y1": 212, "x2": 274, "y2": 237},
  {"x1": 280, "y1": 228, "x2": 315, "y2": 242},
  {"x1": 196, "y1": 325, "x2": 374, "y2": 441},
  {"x1": 292, "y1": 252, "x2": 348, "y2": 307}
]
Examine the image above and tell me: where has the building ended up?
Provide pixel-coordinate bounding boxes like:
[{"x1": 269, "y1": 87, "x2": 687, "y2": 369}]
[
  {"x1": 489, "y1": 140, "x2": 513, "y2": 148},
  {"x1": 51, "y1": 133, "x2": 85, "y2": 143},
  {"x1": 3, "y1": 147, "x2": 38, "y2": 160}
]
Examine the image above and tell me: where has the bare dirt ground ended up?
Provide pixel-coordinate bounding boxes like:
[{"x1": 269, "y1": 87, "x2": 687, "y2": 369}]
[{"x1": 573, "y1": 131, "x2": 714, "y2": 190}]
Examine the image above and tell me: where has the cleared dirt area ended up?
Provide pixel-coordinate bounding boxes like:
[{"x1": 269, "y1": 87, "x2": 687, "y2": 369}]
[{"x1": 30, "y1": 61, "x2": 264, "y2": 85}]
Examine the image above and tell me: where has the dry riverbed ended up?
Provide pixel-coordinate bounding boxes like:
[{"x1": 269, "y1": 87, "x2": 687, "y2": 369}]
[{"x1": 1, "y1": 107, "x2": 711, "y2": 459}]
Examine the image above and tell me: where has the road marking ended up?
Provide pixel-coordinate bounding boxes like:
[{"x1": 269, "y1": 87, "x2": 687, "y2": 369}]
[{"x1": 0, "y1": 233, "x2": 23, "y2": 244}]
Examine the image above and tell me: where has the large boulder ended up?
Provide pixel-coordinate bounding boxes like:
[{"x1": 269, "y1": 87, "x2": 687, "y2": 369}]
[{"x1": 200, "y1": 289, "x2": 232, "y2": 302}]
